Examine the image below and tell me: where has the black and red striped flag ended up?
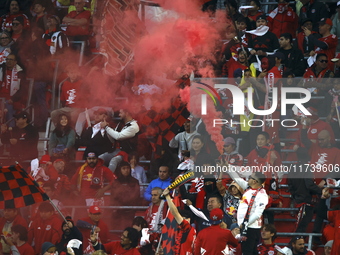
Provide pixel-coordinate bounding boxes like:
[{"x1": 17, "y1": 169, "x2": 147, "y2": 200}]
[
  {"x1": 0, "y1": 164, "x2": 48, "y2": 209},
  {"x1": 161, "y1": 193, "x2": 181, "y2": 255}
]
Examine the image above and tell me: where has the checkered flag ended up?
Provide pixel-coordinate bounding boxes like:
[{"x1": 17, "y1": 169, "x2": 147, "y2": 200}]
[{"x1": 0, "y1": 164, "x2": 49, "y2": 209}]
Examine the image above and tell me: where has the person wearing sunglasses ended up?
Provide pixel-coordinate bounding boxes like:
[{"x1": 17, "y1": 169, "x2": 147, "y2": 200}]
[
  {"x1": 303, "y1": 53, "x2": 334, "y2": 95},
  {"x1": 288, "y1": 236, "x2": 315, "y2": 255},
  {"x1": 228, "y1": 168, "x2": 268, "y2": 255},
  {"x1": 0, "y1": 31, "x2": 13, "y2": 64},
  {"x1": 90, "y1": 227, "x2": 140, "y2": 255},
  {"x1": 303, "y1": 18, "x2": 337, "y2": 70}
]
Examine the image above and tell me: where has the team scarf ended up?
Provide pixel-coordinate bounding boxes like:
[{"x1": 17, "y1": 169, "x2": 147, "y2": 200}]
[
  {"x1": 76, "y1": 163, "x2": 104, "y2": 191},
  {"x1": 147, "y1": 200, "x2": 165, "y2": 232},
  {"x1": 0, "y1": 64, "x2": 21, "y2": 96},
  {"x1": 241, "y1": 186, "x2": 264, "y2": 236},
  {"x1": 268, "y1": 3, "x2": 289, "y2": 19}
]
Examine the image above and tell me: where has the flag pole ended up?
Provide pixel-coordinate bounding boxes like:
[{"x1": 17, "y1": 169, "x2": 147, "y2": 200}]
[
  {"x1": 15, "y1": 162, "x2": 69, "y2": 224},
  {"x1": 48, "y1": 198, "x2": 68, "y2": 224}
]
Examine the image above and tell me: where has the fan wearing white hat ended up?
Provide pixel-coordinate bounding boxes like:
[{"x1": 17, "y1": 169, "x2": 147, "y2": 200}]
[
  {"x1": 276, "y1": 246, "x2": 293, "y2": 255},
  {"x1": 331, "y1": 53, "x2": 340, "y2": 77},
  {"x1": 324, "y1": 240, "x2": 333, "y2": 255}
]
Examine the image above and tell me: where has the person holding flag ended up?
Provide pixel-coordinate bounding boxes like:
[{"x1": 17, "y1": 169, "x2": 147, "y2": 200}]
[{"x1": 161, "y1": 187, "x2": 196, "y2": 255}]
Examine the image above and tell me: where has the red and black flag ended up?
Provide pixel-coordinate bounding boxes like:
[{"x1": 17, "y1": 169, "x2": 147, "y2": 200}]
[
  {"x1": 161, "y1": 193, "x2": 181, "y2": 255},
  {"x1": 0, "y1": 164, "x2": 49, "y2": 209}
]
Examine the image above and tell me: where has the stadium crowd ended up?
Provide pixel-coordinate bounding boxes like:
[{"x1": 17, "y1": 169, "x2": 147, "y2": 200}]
[{"x1": 0, "y1": 0, "x2": 339, "y2": 254}]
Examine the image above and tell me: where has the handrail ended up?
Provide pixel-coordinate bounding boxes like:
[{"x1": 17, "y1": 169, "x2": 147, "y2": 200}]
[
  {"x1": 70, "y1": 41, "x2": 85, "y2": 66},
  {"x1": 50, "y1": 59, "x2": 60, "y2": 111}
]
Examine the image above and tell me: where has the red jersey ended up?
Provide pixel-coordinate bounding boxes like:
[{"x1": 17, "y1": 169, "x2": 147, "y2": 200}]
[
  {"x1": 70, "y1": 159, "x2": 116, "y2": 198},
  {"x1": 60, "y1": 79, "x2": 84, "y2": 108},
  {"x1": 174, "y1": 220, "x2": 196, "y2": 255},
  {"x1": 257, "y1": 243, "x2": 276, "y2": 255},
  {"x1": 16, "y1": 242, "x2": 35, "y2": 255},
  {"x1": 308, "y1": 143, "x2": 340, "y2": 180},
  {"x1": 65, "y1": 10, "x2": 91, "y2": 36},
  {"x1": 27, "y1": 214, "x2": 63, "y2": 254},
  {"x1": 328, "y1": 210, "x2": 340, "y2": 255},
  {"x1": 307, "y1": 119, "x2": 335, "y2": 143},
  {"x1": 314, "y1": 34, "x2": 338, "y2": 69},
  {"x1": 103, "y1": 241, "x2": 141, "y2": 255},
  {"x1": 194, "y1": 225, "x2": 238, "y2": 255}
]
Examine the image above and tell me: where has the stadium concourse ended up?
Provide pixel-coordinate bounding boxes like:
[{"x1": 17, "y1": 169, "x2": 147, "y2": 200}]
[{"x1": 0, "y1": 0, "x2": 340, "y2": 255}]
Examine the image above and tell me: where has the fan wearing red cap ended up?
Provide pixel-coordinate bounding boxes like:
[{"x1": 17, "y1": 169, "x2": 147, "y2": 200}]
[
  {"x1": 76, "y1": 205, "x2": 110, "y2": 253},
  {"x1": 303, "y1": 17, "x2": 337, "y2": 69},
  {"x1": 194, "y1": 208, "x2": 238, "y2": 255}
]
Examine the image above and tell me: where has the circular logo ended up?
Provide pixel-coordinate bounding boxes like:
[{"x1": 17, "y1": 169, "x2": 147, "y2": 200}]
[
  {"x1": 311, "y1": 9, "x2": 315, "y2": 13},
  {"x1": 287, "y1": 11, "x2": 291, "y2": 16},
  {"x1": 92, "y1": 177, "x2": 100, "y2": 184},
  {"x1": 46, "y1": 225, "x2": 51, "y2": 231},
  {"x1": 311, "y1": 129, "x2": 317, "y2": 134},
  {"x1": 230, "y1": 158, "x2": 235, "y2": 163}
]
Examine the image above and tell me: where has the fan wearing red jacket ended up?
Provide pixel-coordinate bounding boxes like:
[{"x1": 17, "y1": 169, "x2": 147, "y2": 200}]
[
  {"x1": 267, "y1": 0, "x2": 298, "y2": 38},
  {"x1": 70, "y1": 151, "x2": 116, "y2": 206},
  {"x1": 194, "y1": 208, "x2": 238, "y2": 255},
  {"x1": 77, "y1": 205, "x2": 110, "y2": 254},
  {"x1": 28, "y1": 202, "x2": 63, "y2": 254}
]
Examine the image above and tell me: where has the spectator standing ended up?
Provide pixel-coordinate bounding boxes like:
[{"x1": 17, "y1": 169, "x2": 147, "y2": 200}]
[
  {"x1": 331, "y1": 2, "x2": 340, "y2": 52},
  {"x1": 297, "y1": 18, "x2": 321, "y2": 57},
  {"x1": 277, "y1": 33, "x2": 306, "y2": 76},
  {"x1": 110, "y1": 161, "x2": 140, "y2": 229},
  {"x1": 0, "y1": 111, "x2": 39, "y2": 162},
  {"x1": 304, "y1": 18, "x2": 338, "y2": 69},
  {"x1": 62, "y1": 0, "x2": 91, "y2": 49},
  {"x1": 100, "y1": 108, "x2": 139, "y2": 172},
  {"x1": 80, "y1": 108, "x2": 113, "y2": 158},
  {"x1": 31, "y1": 0, "x2": 50, "y2": 31},
  {"x1": 70, "y1": 151, "x2": 116, "y2": 206},
  {"x1": 297, "y1": 0, "x2": 329, "y2": 32},
  {"x1": 169, "y1": 118, "x2": 199, "y2": 160},
  {"x1": 0, "y1": 53, "x2": 26, "y2": 126},
  {"x1": 144, "y1": 166, "x2": 171, "y2": 202},
  {"x1": 248, "y1": 15, "x2": 280, "y2": 59},
  {"x1": 50, "y1": 63, "x2": 85, "y2": 125},
  {"x1": 28, "y1": 202, "x2": 63, "y2": 254},
  {"x1": 77, "y1": 206, "x2": 110, "y2": 254},
  {"x1": 267, "y1": 0, "x2": 298, "y2": 38},
  {"x1": 144, "y1": 187, "x2": 167, "y2": 233},
  {"x1": 129, "y1": 153, "x2": 147, "y2": 197},
  {"x1": 0, "y1": 31, "x2": 13, "y2": 64},
  {"x1": 228, "y1": 171, "x2": 269, "y2": 255},
  {"x1": 194, "y1": 208, "x2": 238, "y2": 255},
  {"x1": 42, "y1": 15, "x2": 69, "y2": 55}
]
